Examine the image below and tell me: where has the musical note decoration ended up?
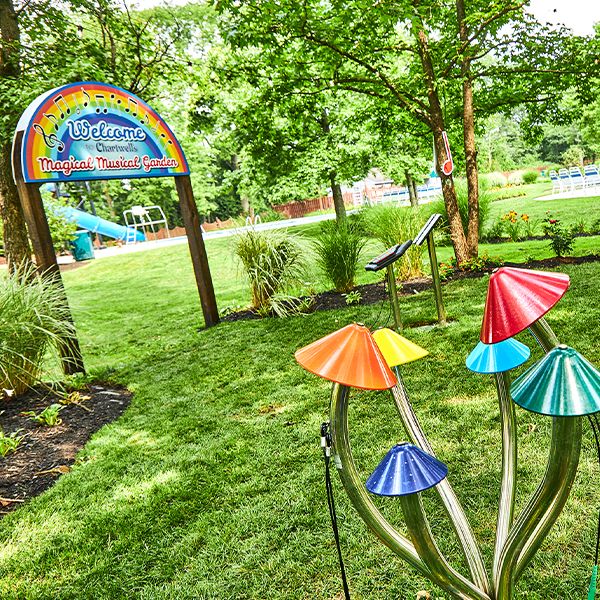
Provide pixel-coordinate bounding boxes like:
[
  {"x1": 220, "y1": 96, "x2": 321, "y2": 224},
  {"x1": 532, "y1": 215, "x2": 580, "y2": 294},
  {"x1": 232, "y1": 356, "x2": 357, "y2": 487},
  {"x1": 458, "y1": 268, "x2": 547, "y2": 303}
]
[
  {"x1": 94, "y1": 94, "x2": 108, "y2": 114},
  {"x1": 32, "y1": 124, "x2": 65, "y2": 152}
]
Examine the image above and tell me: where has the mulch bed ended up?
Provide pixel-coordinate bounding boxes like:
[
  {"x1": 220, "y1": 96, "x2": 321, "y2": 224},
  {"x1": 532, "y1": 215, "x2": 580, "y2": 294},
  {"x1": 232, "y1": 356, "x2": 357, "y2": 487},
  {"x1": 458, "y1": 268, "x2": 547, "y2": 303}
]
[
  {"x1": 222, "y1": 253, "x2": 600, "y2": 322},
  {"x1": 0, "y1": 384, "x2": 131, "y2": 516}
]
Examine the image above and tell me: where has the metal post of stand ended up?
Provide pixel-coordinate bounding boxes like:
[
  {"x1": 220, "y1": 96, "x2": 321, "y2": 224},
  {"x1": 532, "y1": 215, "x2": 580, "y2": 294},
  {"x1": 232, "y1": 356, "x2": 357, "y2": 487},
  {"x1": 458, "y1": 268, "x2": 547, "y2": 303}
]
[
  {"x1": 366, "y1": 240, "x2": 413, "y2": 333},
  {"x1": 414, "y1": 214, "x2": 446, "y2": 326},
  {"x1": 386, "y1": 263, "x2": 402, "y2": 332}
]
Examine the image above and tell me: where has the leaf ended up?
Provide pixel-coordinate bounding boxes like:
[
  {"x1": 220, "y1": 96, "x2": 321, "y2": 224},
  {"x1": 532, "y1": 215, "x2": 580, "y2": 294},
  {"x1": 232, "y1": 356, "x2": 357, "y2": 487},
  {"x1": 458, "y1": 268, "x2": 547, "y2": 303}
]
[{"x1": 34, "y1": 465, "x2": 71, "y2": 476}]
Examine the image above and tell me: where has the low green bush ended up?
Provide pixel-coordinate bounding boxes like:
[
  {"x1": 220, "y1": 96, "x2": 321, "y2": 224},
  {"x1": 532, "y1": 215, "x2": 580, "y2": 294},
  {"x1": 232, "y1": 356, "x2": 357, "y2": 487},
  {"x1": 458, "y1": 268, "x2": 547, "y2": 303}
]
[
  {"x1": 0, "y1": 429, "x2": 24, "y2": 457},
  {"x1": 0, "y1": 266, "x2": 77, "y2": 396},
  {"x1": 234, "y1": 229, "x2": 304, "y2": 316},
  {"x1": 22, "y1": 403, "x2": 64, "y2": 427},
  {"x1": 522, "y1": 170, "x2": 539, "y2": 184},
  {"x1": 313, "y1": 218, "x2": 366, "y2": 292},
  {"x1": 542, "y1": 213, "x2": 575, "y2": 257}
]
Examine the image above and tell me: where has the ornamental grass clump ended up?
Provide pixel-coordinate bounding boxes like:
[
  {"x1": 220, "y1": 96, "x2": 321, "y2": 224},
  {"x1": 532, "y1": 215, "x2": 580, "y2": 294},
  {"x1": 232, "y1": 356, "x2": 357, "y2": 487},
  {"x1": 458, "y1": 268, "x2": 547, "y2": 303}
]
[
  {"x1": 430, "y1": 180, "x2": 491, "y2": 240},
  {"x1": 0, "y1": 266, "x2": 76, "y2": 396},
  {"x1": 362, "y1": 204, "x2": 425, "y2": 280},
  {"x1": 313, "y1": 218, "x2": 366, "y2": 292},
  {"x1": 235, "y1": 229, "x2": 304, "y2": 316}
]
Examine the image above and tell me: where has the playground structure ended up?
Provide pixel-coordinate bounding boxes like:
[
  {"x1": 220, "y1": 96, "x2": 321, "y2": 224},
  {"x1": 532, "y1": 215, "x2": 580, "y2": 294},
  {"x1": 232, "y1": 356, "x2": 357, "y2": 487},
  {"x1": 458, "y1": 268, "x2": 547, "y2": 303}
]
[
  {"x1": 56, "y1": 204, "x2": 146, "y2": 243},
  {"x1": 295, "y1": 266, "x2": 600, "y2": 599},
  {"x1": 123, "y1": 205, "x2": 170, "y2": 244}
]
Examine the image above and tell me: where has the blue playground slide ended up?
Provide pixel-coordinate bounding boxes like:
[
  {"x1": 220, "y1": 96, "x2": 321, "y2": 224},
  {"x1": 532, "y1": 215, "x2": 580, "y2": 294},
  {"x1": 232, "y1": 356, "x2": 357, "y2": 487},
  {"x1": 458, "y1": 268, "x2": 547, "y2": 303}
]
[{"x1": 53, "y1": 205, "x2": 145, "y2": 242}]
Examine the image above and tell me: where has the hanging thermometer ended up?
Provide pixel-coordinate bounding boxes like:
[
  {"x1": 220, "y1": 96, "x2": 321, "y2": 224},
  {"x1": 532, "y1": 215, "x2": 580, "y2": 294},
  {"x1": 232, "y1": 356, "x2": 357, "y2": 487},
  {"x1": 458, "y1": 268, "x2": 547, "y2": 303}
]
[{"x1": 441, "y1": 131, "x2": 454, "y2": 176}]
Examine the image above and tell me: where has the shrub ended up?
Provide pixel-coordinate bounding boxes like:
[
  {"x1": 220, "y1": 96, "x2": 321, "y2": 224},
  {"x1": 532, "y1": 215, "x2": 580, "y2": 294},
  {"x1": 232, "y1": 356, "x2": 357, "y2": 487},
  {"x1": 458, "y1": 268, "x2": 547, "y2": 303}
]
[
  {"x1": 313, "y1": 219, "x2": 366, "y2": 292},
  {"x1": 480, "y1": 172, "x2": 508, "y2": 189},
  {"x1": 429, "y1": 181, "x2": 491, "y2": 241},
  {"x1": 235, "y1": 229, "x2": 304, "y2": 315},
  {"x1": 522, "y1": 170, "x2": 539, "y2": 185},
  {"x1": 562, "y1": 145, "x2": 584, "y2": 167},
  {"x1": 0, "y1": 266, "x2": 77, "y2": 396},
  {"x1": 508, "y1": 171, "x2": 525, "y2": 185},
  {"x1": 361, "y1": 205, "x2": 425, "y2": 280},
  {"x1": 42, "y1": 197, "x2": 78, "y2": 254},
  {"x1": 542, "y1": 213, "x2": 575, "y2": 257}
]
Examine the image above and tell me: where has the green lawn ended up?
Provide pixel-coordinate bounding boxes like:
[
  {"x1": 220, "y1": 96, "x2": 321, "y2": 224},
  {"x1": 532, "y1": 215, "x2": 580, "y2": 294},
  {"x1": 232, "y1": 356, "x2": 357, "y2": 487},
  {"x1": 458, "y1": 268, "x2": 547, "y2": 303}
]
[{"x1": 1, "y1": 221, "x2": 600, "y2": 598}]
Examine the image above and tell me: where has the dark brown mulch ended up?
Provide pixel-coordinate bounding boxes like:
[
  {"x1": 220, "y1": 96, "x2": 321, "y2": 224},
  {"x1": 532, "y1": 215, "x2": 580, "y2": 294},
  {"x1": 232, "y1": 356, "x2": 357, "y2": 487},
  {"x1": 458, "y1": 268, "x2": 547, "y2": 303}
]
[
  {"x1": 0, "y1": 384, "x2": 131, "y2": 516},
  {"x1": 222, "y1": 253, "x2": 600, "y2": 322}
]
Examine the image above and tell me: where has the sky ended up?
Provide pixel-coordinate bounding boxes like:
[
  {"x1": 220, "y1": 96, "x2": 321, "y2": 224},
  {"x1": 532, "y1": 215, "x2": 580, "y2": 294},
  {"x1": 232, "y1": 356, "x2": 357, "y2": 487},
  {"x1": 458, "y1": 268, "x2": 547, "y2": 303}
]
[
  {"x1": 132, "y1": 0, "x2": 600, "y2": 36},
  {"x1": 528, "y1": 0, "x2": 600, "y2": 36}
]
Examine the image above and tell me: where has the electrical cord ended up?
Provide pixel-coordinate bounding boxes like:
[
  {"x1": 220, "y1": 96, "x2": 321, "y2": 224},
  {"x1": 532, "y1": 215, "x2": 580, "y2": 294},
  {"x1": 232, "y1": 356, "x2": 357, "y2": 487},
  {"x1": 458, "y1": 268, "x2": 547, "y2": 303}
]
[{"x1": 321, "y1": 421, "x2": 351, "y2": 600}]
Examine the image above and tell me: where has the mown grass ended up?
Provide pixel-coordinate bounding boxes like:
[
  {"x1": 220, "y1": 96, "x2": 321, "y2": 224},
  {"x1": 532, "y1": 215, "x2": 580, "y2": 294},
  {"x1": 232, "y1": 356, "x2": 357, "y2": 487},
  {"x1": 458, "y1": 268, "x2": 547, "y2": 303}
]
[{"x1": 1, "y1": 220, "x2": 600, "y2": 599}]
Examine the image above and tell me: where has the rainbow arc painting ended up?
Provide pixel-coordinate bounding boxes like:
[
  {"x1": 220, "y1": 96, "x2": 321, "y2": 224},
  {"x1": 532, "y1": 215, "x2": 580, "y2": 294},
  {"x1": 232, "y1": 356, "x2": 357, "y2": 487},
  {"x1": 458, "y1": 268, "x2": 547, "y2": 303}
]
[{"x1": 14, "y1": 81, "x2": 189, "y2": 183}]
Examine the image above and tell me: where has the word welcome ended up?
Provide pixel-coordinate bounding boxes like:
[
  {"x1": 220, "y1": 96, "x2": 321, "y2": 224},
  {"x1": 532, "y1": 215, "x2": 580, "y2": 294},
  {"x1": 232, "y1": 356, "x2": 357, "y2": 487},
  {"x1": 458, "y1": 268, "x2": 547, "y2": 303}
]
[
  {"x1": 66, "y1": 119, "x2": 146, "y2": 142},
  {"x1": 37, "y1": 155, "x2": 179, "y2": 177}
]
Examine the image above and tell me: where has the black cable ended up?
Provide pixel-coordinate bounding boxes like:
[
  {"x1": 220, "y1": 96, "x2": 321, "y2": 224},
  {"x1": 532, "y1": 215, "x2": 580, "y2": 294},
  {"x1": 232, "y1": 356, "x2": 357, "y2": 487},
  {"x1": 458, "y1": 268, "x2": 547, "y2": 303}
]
[
  {"x1": 366, "y1": 274, "x2": 393, "y2": 331},
  {"x1": 321, "y1": 421, "x2": 351, "y2": 600}
]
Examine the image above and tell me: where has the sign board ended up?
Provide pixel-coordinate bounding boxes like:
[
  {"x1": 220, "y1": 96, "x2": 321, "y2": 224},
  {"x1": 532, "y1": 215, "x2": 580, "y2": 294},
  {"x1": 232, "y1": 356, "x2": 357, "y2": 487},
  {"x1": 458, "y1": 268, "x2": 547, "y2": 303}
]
[{"x1": 14, "y1": 81, "x2": 189, "y2": 183}]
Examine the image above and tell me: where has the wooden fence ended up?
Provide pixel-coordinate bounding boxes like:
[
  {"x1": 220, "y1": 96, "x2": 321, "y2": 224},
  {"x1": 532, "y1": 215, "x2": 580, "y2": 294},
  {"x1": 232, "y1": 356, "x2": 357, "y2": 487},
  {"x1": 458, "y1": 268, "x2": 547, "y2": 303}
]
[{"x1": 273, "y1": 193, "x2": 355, "y2": 219}]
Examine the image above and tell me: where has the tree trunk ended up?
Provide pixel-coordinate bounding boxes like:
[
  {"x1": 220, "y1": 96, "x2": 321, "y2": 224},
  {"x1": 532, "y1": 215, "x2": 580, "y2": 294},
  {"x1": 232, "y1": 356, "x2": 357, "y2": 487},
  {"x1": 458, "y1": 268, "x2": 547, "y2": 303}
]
[
  {"x1": 457, "y1": 0, "x2": 479, "y2": 259},
  {"x1": 414, "y1": 26, "x2": 469, "y2": 263},
  {"x1": 0, "y1": 0, "x2": 32, "y2": 270},
  {"x1": 0, "y1": 143, "x2": 31, "y2": 270},
  {"x1": 411, "y1": 177, "x2": 419, "y2": 206},
  {"x1": 329, "y1": 171, "x2": 346, "y2": 222},
  {"x1": 406, "y1": 170, "x2": 418, "y2": 207},
  {"x1": 320, "y1": 108, "x2": 347, "y2": 223}
]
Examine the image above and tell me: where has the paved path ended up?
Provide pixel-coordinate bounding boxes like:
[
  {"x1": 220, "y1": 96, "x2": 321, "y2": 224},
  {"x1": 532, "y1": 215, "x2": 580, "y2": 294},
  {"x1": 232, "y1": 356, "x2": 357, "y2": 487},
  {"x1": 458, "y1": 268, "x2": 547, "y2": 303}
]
[
  {"x1": 58, "y1": 210, "x2": 345, "y2": 264},
  {"x1": 535, "y1": 186, "x2": 600, "y2": 201},
  {"x1": 58, "y1": 192, "x2": 439, "y2": 265}
]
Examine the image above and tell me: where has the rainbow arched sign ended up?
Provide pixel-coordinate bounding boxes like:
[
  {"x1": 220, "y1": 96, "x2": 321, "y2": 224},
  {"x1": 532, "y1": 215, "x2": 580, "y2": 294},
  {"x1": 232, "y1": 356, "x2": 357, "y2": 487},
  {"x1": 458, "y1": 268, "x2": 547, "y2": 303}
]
[{"x1": 15, "y1": 81, "x2": 189, "y2": 183}]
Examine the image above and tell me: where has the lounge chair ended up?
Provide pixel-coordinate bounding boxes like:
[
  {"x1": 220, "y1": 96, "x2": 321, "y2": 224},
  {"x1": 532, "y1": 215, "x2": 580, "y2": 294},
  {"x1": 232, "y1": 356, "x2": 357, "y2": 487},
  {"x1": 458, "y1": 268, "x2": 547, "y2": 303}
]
[
  {"x1": 549, "y1": 170, "x2": 561, "y2": 194},
  {"x1": 558, "y1": 168, "x2": 572, "y2": 191},
  {"x1": 568, "y1": 166, "x2": 585, "y2": 190},
  {"x1": 584, "y1": 164, "x2": 600, "y2": 190}
]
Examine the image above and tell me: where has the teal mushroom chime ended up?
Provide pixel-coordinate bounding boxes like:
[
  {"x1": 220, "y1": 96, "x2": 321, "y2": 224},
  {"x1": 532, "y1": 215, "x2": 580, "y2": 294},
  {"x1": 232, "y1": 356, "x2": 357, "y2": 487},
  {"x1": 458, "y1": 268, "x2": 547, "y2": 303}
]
[{"x1": 295, "y1": 267, "x2": 600, "y2": 599}]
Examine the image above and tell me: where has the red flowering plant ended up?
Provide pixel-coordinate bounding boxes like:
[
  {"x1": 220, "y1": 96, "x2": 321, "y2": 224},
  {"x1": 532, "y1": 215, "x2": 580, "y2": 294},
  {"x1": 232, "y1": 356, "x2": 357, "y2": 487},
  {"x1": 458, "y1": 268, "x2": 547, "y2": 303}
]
[{"x1": 542, "y1": 212, "x2": 575, "y2": 257}]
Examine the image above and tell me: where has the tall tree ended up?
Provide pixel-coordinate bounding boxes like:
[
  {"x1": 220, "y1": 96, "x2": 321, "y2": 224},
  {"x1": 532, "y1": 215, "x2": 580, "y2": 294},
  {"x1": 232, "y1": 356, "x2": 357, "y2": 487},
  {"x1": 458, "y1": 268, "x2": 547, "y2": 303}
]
[
  {"x1": 0, "y1": 0, "x2": 33, "y2": 270},
  {"x1": 217, "y1": 0, "x2": 597, "y2": 262}
]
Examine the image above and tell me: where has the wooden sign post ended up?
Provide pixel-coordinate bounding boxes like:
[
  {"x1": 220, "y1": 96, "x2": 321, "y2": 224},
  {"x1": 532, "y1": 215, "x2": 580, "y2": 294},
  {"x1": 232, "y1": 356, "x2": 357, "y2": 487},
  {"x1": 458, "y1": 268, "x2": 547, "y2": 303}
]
[{"x1": 12, "y1": 81, "x2": 220, "y2": 375}]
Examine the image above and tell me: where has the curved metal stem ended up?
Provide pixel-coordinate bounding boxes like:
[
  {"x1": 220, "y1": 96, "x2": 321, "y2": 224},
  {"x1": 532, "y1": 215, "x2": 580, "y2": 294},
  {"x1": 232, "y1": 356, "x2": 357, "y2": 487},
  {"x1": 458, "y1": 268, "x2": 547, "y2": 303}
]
[
  {"x1": 528, "y1": 316, "x2": 560, "y2": 350},
  {"x1": 494, "y1": 318, "x2": 583, "y2": 599},
  {"x1": 494, "y1": 416, "x2": 581, "y2": 599},
  {"x1": 513, "y1": 317, "x2": 582, "y2": 579},
  {"x1": 329, "y1": 383, "x2": 429, "y2": 577},
  {"x1": 391, "y1": 371, "x2": 490, "y2": 594},
  {"x1": 492, "y1": 372, "x2": 517, "y2": 584},
  {"x1": 400, "y1": 494, "x2": 491, "y2": 600}
]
